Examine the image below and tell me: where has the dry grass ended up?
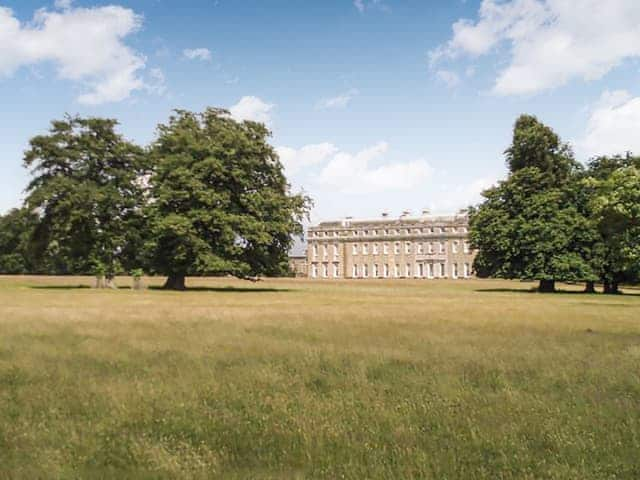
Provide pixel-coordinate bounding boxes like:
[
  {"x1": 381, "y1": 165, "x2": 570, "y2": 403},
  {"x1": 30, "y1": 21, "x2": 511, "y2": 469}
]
[{"x1": 0, "y1": 275, "x2": 639, "y2": 479}]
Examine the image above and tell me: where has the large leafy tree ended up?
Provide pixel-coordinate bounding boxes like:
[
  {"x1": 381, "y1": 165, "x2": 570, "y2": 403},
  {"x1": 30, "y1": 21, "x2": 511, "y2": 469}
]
[
  {"x1": 0, "y1": 208, "x2": 38, "y2": 274},
  {"x1": 586, "y1": 164, "x2": 640, "y2": 294},
  {"x1": 469, "y1": 115, "x2": 594, "y2": 292},
  {"x1": 23, "y1": 116, "x2": 148, "y2": 279},
  {"x1": 145, "y1": 108, "x2": 310, "y2": 290}
]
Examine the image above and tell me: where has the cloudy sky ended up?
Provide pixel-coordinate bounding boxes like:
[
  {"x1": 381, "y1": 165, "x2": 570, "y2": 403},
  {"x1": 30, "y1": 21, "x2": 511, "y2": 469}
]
[{"x1": 2, "y1": 0, "x2": 640, "y2": 223}]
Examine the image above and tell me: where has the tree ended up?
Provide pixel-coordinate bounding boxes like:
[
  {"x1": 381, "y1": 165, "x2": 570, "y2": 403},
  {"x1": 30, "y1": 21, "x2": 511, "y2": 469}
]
[
  {"x1": 0, "y1": 208, "x2": 38, "y2": 274},
  {"x1": 587, "y1": 166, "x2": 640, "y2": 294},
  {"x1": 23, "y1": 116, "x2": 148, "y2": 281},
  {"x1": 144, "y1": 108, "x2": 311, "y2": 290},
  {"x1": 469, "y1": 115, "x2": 595, "y2": 292}
]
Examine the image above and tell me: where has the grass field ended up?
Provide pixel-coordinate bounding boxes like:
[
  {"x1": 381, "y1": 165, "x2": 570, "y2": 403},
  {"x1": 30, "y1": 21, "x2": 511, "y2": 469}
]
[{"x1": 1, "y1": 275, "x2": 639, "y2": 479}]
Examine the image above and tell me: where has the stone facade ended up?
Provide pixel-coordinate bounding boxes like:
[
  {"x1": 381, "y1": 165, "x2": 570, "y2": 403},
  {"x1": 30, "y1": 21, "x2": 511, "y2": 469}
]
[
  {"x1": 288, "y1": 255, "x2": 308, "y2": 277},
  {"x1": 305, "y1": 212, "x2": 475, "y2": 279}
]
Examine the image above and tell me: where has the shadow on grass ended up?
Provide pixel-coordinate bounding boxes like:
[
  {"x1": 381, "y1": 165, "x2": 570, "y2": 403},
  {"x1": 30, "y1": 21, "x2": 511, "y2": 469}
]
[
  {"x1": 475, "y1": 287, "x2": 640, "y2": 296},
  {"x1": 29, "y1": 285, "x2": 293, "y2": 293},
  {"x1": 148, "y1": 286, "x2": 293, "y2": 293},
  {"x1": 29, "y1": 285, "x2": 92, "y2": 290}
]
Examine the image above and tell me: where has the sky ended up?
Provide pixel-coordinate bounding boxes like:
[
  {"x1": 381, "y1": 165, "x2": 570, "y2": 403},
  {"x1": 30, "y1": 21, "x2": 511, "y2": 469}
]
[{"x1": 1, "y1": 0, "x2": 640, "y2": 224}]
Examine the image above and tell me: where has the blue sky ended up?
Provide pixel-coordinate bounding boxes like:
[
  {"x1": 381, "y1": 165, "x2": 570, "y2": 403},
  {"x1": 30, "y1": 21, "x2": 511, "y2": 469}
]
[{"x1": 2, "y1": 0, "x2": 640, "y2": 223}]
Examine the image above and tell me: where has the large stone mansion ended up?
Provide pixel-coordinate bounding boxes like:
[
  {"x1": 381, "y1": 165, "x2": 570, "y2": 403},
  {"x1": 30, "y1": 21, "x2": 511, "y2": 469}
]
[{"x1": 296, "y1": 210, "x2": 476, "y2": 279}]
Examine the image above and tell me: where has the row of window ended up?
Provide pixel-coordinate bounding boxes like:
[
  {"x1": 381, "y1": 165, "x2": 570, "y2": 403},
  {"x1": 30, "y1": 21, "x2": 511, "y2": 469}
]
[
  {"x1": 309, "y1": 226, "x2": 467, "y2": 238},
  {"x1": 310, "y1": 262, "x2": 471, "y2": 279},
  {"x1": 311, "y1": 241, "x2": 470, "y2": 258}
]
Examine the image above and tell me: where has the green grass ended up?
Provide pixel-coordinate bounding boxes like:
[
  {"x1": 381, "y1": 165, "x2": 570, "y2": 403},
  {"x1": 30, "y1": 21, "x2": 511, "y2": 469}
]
[{"x1": 1, "y1": 276, "x2": 639, "y2": 479}]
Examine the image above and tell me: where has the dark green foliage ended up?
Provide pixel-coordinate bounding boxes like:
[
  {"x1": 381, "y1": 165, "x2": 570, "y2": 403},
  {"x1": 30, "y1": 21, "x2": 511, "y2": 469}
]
[
  {"x1": 469, "y1": 115, "x2": 595, "y2": 291},
  {"x1": 23, "y1": 116, "x2": 148, "y2": 277},
  {"x1": 505, "y1": 114, "x2": 578, "y2": 185},
  {"x1": 144, "y1": 108, "x2": 311, "y2": 289},
  {"x1": 586, "y1": 165, "x2": 640, "y2": 293},
  {"x1": 0, "y1": 208, "x2": 38, "y2": 273}
]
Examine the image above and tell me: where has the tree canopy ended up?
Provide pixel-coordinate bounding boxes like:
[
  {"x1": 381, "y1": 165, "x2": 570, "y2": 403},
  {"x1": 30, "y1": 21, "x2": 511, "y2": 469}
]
[
  {"x1": 23, "y1": 116, "x2": 148, "y2": 279},
  {"x1": 144, "y1": 108, "x2": 311, "y2": 289},
  {"x1": 469, "y1": 115, "x2": 594, "y2": 292}
]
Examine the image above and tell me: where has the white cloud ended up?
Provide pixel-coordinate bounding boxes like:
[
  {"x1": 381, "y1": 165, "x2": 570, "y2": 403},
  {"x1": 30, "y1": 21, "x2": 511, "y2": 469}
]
[
  {"x1": 354, "y1": 0, "x2": 390, "y2": 13},
  {"x1": 430, "y1": 0, "x2": 640, "y2": 95},
  {"x1": 579, "y1": 90, "x2": 640, "y2": 158},
  {"x1": 54, "y1": 0, "x2": 73, "y2": 9},
  {"x1": 183, "y1": 48, "x2": 212, "y2": 61},
  {"x1": 316, "y1": 89, "x2": 359, "y2": 109},
  {"x1": 318, "y1": 142, "x2": 433, "y2": 194},
  {"x1": 276, "y1": 143, "x2": 338, "y2": 175},
  {"x1": 0, "y1": 5, "x2": 146, "y2": 105},
  {"x1": 0, "y1": 6, "x2": 145, "y2": 105},
  {"x1": 435, "y1": 69, "x2": 461, "y2": 88},
  {"x1": 228, "y1": 96, "x2": 275, "y2": 125},
  {"x1": 146, "y1": 68, "x2": 166, "y2": 96},
  {"x1": 429, "y1": 176, "x2": 498, "y2": 213}
]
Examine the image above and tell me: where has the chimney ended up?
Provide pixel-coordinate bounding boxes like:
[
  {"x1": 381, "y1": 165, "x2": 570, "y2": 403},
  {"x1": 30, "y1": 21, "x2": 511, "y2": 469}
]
[{"x1": 381, "y1": 211, "x2": 389, "y2": 218}]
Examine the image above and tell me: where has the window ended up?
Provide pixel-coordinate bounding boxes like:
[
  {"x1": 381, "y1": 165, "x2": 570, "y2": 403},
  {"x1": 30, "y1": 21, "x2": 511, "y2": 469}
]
[
  {"x1": 352, "y1": 244, "x2": 358, "y2": 255},
  {"x1": 312, "y1": 244, "x2": 318, "y2": 258},
  {"x1": 464, "y1": 263, "x2": 470, "y2": 278},
  {"x1": 463, "y1": 242, "x2": 470, "y2": 254},
  {"x1": 439, "y1": 242, "x2": 445, "y2": 254},
  {"x1": 427, "y1": 263, "x2": 433, "y2": 278},
  {"x1": 312, "y1": 264, "x2": 318, "y2": 278},
  {"x1": 373, "y1": 264, "x2": 379, "y2": 278},
  {"x1": 373, "y1": 243, "x2": 379, "y2": 255},
  {"x1": 363, "y1": 243, "x2": 369, "y2": 255},
  {"x1": 383, "y1": 243, "x2": 389, "y2": 254},
  {"x1": 334, "y1": 244, "x2": 340, "y2": 259},
  {"x1": 384, "y1": 229, "x2": 389, "y2": 235},
  {"x1": 372, "y1": 230, "x2": 377, "y2": 236},
  {"x1": 452, "y1": 263, "x2": 458, "y2": 279},
  {"x1": 333, "y1": 263, "x2": 340, "y2": 278},
  {"x1": 322, "y1": 245, "x2": 328, "y2": 258},
  {"x1": 417, "y1": 243, "x2": 423, "y2": 254},
  {"x1": 405, "y1": 242, "x2": 411, "y2": 254},
  {"x1": 435, "y1": 227, "x2": 441, "y2": 234},
  {"x1": 322, "y1": 263, "x2": 328, "y2": 278},
  {"x1": 383, "y1": 264, "x2": 389, "y2": 277},
  {"x1": 405, "y1": 263, "x2": 411, "y2": 277},
  {"x1": 352, "y1": 264, "x2": 358, "y2": 278},
  {"x1": 418, "y1": 263, "x2": 424, "y2": 277},
  {"x1": 364, "y1": 230, "x2": 369, "y2": 236},
  {"x1": 440, "y1": 262, "x2": 446, "y2": 277},
  {"x1": 390, "y1": 229, "x2": 396, "y2": 235},
  {"x1": 394, "y1": 264, "x2": 400, "y2": 278},
  {"x1": 394, "y1": 242, "x2": 400, "y2": 254},
  {"x1": 452, "y1": 241, "x2": 458, "y2": 254},
  {"x1": 334, "y1": 231, "x2": 339, "y2": 237},
  {"x1": 460, "y1": 227, "x2": 467, "y2": 233},
  {"x1": 427, "y1": 242, "x2": 433, "y2": 254},
  {"x1": 362, "y1": 264, "x2": 368, "y2": 278}
]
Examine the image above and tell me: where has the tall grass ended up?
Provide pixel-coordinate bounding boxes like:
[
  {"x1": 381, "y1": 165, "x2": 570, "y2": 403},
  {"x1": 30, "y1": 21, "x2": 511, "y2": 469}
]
[{"x1": 0, "y1": 276, "x2": 639, "y2": 478}]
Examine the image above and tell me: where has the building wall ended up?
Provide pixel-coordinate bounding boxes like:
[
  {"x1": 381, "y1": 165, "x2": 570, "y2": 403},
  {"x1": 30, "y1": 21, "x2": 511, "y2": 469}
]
[{"x1": 306, "y1": 215, "x2": 476, "y2": 279}]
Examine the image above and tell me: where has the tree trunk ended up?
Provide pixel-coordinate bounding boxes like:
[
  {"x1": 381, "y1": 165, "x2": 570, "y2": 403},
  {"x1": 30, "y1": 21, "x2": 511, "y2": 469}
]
[
  {"x1": 538, "y1": 279, "x2": 556, "y2": 293},
  {"x1": 163, "y1": 274, "x2": 186, "y2": 290},
  {"x1": 132, "y1": 277, "x2": 144, "y2": 290},
  {"x1": 584, "y1": 281, "x2": 596, "y2": 294},
  {"x1": 94, "y1": 275, "x2": 106, "y2": 288},
  {"x1": 603, "y1": 280, "x2": 620, "y2": 295}
]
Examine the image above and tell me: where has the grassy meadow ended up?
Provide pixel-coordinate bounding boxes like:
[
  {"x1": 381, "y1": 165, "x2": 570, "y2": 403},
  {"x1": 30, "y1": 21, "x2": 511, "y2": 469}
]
[{"x1": 0, "y1": 275, "x2": 639, "y2": 479}]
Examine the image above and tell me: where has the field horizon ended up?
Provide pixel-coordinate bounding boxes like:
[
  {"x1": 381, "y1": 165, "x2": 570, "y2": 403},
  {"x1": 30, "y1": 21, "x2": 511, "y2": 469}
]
[{"x1": 1, "y1": 275, "x2": 639, "y2": 478}]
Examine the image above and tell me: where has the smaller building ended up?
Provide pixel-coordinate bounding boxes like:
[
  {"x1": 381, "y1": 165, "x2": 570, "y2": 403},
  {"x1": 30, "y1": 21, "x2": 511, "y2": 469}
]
[{"x1": 288, "y1": 255, "x2": 308, "y2": 277}]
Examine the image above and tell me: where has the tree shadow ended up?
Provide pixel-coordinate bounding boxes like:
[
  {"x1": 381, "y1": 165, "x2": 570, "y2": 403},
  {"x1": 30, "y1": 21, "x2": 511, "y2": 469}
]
[
  {"x1": 29, "y1": 285, "x2": 93, "y2": 290},
  {"x1": 147, "y1": 286, "x2": 293, "y2": 293},
  {"x1": 475, "y1": 287, "x2": 640, "y2": 296}
]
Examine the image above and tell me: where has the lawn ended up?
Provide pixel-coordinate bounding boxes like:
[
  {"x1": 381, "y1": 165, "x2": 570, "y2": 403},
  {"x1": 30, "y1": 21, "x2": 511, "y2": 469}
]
[{"x1": 0, "y1": 275, "x2": 639, "y2": 479}]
